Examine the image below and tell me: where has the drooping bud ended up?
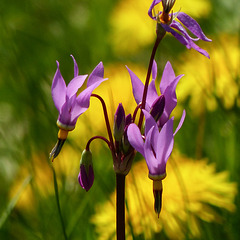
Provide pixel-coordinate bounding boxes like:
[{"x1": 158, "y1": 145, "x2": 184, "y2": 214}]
[
  {"x1": 49, "y1": 129, "x2": 69, "y2": 162},
  {"x1": 150, "y1": 95, "x2": 165, "y2": 122},
  {"x1": 78, "y1": 149, "x2": 94, "y2": 191},
  {"x1": 113, "y1": 103, "x2": 126, "y2": 141}
]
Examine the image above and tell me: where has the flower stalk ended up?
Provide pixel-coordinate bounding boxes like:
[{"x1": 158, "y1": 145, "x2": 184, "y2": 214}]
[
  {"x1": 91, "y1": 94, "x2": 115, "y2": 153},
  {"x1": 116, "y1": 174, "x2": 126, "y2": 240},
  {"x1": 138, "y1": 34, "x2": 165, "y2": 130}
]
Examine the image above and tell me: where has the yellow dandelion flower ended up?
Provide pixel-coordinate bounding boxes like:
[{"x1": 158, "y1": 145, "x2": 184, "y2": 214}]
[
  {"x1": 91, "y1": 152, "x2": 237, "y2": 240},
  {"x1": 109, "y1": 0, "x2": 211, "y2": 55},
  {"x1": 176, "y1": 34, "x2": 240, "y2": 115}
]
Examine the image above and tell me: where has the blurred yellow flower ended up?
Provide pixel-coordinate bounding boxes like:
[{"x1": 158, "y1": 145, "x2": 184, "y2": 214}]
[
  {"x1": 176, "y1": 34, "x2": 240, "y2": 115},
  {"x1": 71, "y1": 63, "x2": 147, "y2": 148},
  {"x1": 109, "y1": 0, "x2": 211, "y2": 55},
  {"x1": 92, "y1": 152, "x2": 237, "y2": 240},
  {"x1": 9, "y1": 146, "x2": 80, "y2": 211}
]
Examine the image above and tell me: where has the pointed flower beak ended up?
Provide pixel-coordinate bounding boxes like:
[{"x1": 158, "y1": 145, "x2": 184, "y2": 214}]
[
  {"x1": 49, "y1": 139, "x2": 66, "y2": 162},
  {"x1": 153, "y1": 180, "x2": 164, "y2": 217},
  {"x1": 49, "y1": 129, "x2": 68, "y2": 162}
]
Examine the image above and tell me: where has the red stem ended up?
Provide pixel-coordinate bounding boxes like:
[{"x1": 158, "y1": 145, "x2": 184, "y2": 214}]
[
  {"x1": 91, "y1": 94, "x2": 115, "y2": 153},
  {"x1": 86, "y1": 135, "x2": 110, "y2": 151},
  {"x1": 116, "y1": 174, "x2": 125, "y2": 240},
  {"x1": 138, "y1": 36, "x2": 164, "y2": 129}
]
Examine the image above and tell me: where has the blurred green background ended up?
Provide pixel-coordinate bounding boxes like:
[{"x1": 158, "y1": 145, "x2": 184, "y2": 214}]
[{"x1": 0, "y1": 0, "x2": 239, "y2": 239}]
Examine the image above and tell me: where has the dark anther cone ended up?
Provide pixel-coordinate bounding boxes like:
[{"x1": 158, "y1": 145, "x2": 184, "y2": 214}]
[{"x1": 49, "y1": 139, "x2": 66, "y2": 162}]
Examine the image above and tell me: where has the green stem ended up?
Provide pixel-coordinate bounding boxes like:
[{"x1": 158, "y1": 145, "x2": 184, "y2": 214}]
[
  {"x1": 52, "y1": 166, "x2": 68, "y2": 240},
  {"x1": 116, "y1": 174, "x2": 126, "y2": 240}
]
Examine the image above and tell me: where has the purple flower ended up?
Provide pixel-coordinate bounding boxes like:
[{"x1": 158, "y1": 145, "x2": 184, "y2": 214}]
[
  {"x1": 127, "y1": 110, "x2": 185, "y2": 179},
  {"x1": 78, "y1": 149, "x2": 94, "y2": 192},
  {"x1": 148, "y1": 0, "x2": 212, "y2": 58},
  {"x1": 127, "y1": 60, "x2": 183, "y2": 128},
  {"x1": 51, "y1": 55, "x2": 107, "y2": 131}
]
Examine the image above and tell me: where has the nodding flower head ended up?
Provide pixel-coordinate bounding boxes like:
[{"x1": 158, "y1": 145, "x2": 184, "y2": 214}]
[
  {"x1": 50, "y1": 55, "x2": 107, "y2": 161},
  {"x1": 52, "y1": 55, "x2": 107, "y2": 131},
  {"x1": 127, "y1": 60, "x2": 183, "y2": 128},
  {"x1": 148, "y1": 0, "x2": 212, "y2": 58},
  {"x1": 127, "y1": 110, "x2": 185, "y2": 215}
]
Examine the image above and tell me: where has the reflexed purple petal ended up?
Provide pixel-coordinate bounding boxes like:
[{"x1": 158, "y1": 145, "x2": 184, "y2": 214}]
[
  {"x1": 87, "y1": 62, "x2": 105, "y2": 87},
  {"x1": 174, "y1": 109, "x2": 186, "y2": 136},
  {"x1": 66, "y1": 75, "x2": 88, "y2": 99},
  {"x1": 76, "y1": 79, "x2": 106, "y2": 110},
  {"x1": 57, "y1": 98, "x2": 73, "y2": 127},
  {"x1": 147, "y1": 80, "x2": 159, "y2": 107},
  {"x1": 142, "y1": 110, "x2": 159, "y2": 151},
  {"x1": 142, "y1": 110, "x2": 158, "y2": 135},
  {"x1": 160, "y1": 61, "x2": 176, "y2": 94},
  {"x1": 162, "y1": 23, "x2": 190, "y2": 48},
  {"x1": 126, "y1": 66, "x2": 144, "y2": 104},
  {"x1": 148, "y1": 0, "x2": 162, "y2": 19},
  {"x1": 177, "y1": 12, "x2": 212, "y2": 42},
  {"x1": 51, "y1": 61, "x2": 67, "y2": 112},
  {"x1": 156, "y1": 118, "x2": 174, "y2": 164},
  {"x1": 171, "y1": 21, "x2": 199, "y2": 41},
  {"x1": 127, "y1": 123, "x2": 145, "y2": 156},
  {"x1": 70, "y1": 54, "x2": 79, "y2": 77},
  {"x1": 190, "y1": 41, "x2": 210, "y2": 58},
  {"x1": 144, "y1": 127, "x2": 158, "y2": 174},
  {"x1": 152, "y1": 60, "x2": 157, "y2": 81},
  {"x1": 161, "y1": 74, "x2": 182, "y2": 116},
  {"x1": 162, "y1": 83, "x2": 177, "y2": 116}
]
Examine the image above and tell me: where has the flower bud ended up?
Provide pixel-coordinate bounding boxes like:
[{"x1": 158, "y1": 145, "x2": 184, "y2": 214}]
[
  {"x1": 125, "y1": 113, "x2": 132, "y2": 126},
  {"x1": 122, "y1": 114, "x2": 132, "y2": 153},
  {"x1": 113, "y1": 103, "x2": 126, "y2": 141},
  {"x1": 78, "y1": 149, "x2": 94, "y2": 191},
  {"x1": 150, "y1": 95, "x2": 165, "y2": 122}
]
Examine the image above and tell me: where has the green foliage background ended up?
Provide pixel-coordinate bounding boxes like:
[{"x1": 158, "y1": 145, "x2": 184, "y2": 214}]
[{"x1": 0, "y1": 0, "x2": 239, "y2": 239}]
